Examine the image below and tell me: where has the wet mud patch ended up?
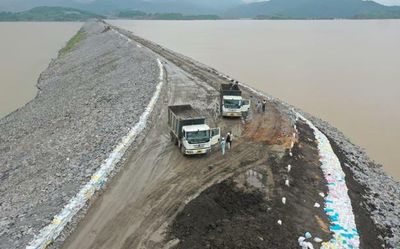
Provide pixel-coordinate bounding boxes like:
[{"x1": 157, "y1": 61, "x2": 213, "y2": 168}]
[
  {"x1": 167, "y1": 120, "x2": 333, "y2": 249},
  {"x1": 267, "y1": 120, "x2": 332, "y2": 248}
]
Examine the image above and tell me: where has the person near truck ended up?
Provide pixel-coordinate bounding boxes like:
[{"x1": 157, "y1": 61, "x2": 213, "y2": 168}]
[
  {"x1": 262, "y1": 99, "x2": 267, "y2": 112},
  {"x1": 256, "y1": 100, "x2": 262, "y2": 113},
  {"x1": 226, "y1": 132, "x2": 232, "y2": 149},
  {"x1": 220, "y1": 137, "x2": 226, "y2": 155}
]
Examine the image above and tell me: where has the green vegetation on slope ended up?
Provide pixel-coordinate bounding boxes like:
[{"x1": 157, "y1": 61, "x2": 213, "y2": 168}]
[
  {"x1": 0, "y1": 6, "x2": 104, "y2": 21},
  {"x1": 118, "y1": 10, "x2": 220, "y2": 20},
  {"x1": 59, "y1": 30, "x2": 86, "y2": 56}
]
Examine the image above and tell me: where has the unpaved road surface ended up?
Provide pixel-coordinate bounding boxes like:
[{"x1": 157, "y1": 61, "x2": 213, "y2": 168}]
[
  {"x1": 60, "y1": 22, "x2": 394, "y2": 249},
  {"x1": 61, "y1": 26, "x2": 299, "y2": 249}
]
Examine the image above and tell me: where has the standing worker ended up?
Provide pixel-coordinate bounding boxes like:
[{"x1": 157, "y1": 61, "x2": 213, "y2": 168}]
[
  {"x1": 220, "y1": 137, "x2": 226, "y2": 155},
  {"x1": 226, "y1": 132, "x2": 232, "y2": 150},
  {"x1": 256, "y1": 100, "x2": 262, "y2": 113},
  {"x1": 262, "y1": 99, "x2": 267, "y2": 112}
]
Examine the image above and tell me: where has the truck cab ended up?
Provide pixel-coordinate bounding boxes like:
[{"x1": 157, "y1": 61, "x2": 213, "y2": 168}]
[
  {"x1": 181, "y1": 124, "x2": 220, "y2": 155},
  {"x1": 222, "y1": 96, "x2": 250, "y2": 117},
  {"x1": 220, "y1": 83, "x2": 250, "y2": 117}
]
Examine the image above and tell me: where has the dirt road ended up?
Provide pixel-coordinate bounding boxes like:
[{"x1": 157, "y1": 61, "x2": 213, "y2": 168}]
[
  {"x1": 61, "y1": 24, "x2": 382, "y2": 249},
  {"x1": 61, "y1": 29, "x2": 296, "y2": 248}
]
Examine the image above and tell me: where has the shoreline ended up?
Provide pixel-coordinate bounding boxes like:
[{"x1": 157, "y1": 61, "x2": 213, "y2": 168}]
[
  {"x1": 0, "y1": 22, "x2": 82, "y2": 119},
  {"x1": 0, "y1": 20, "x2": 398, "y2": 248}
]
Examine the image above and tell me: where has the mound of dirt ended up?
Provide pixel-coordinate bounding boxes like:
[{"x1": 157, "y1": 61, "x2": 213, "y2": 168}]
[{"x1": 169, "y1": 180, "x2": 297, "y2": 249}]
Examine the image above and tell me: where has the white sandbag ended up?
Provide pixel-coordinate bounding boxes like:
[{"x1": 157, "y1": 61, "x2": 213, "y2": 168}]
[{"x1": 314, "y1": 237, "x2": 323, "y2": 243}]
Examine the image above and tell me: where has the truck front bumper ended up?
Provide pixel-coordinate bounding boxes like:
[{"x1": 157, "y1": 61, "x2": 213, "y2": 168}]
[
  {"x1": 184, "y1": 148, "x2": 209, "y2": 155},
  {"x1": 223, "y1": 112, "x2": 242, "y2": 117}
]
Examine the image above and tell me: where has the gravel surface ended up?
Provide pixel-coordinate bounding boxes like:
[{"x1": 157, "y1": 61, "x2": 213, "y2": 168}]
[
  {"x1": 306, "y1": 114, "x2": 400, "y2": 248},
  {"x1": 0, "y1": 20, "x2": 159, "y2": 249}
]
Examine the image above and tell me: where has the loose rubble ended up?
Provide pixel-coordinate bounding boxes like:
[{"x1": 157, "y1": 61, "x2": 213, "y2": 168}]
[{"x1": 0, "y1": 20, "x2": 159, "y2": 249}]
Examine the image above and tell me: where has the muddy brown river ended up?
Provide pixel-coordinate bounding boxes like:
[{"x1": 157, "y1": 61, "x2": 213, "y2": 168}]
[
  {"x1": 110, "y1": 20, "x2": 400, "y2": 180},
  {"x1": 0, "y1": 22, "x2": 81, "y2": 118}
]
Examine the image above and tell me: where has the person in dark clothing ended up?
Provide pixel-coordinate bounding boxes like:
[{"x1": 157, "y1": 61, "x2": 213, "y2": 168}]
[
  {"x1": 226, "y1": 132, "x2": 232, "y2": 149},
  {"x1": 256, "y1": 100, "x2": 262, "y2": 113},
  {"x1": 262, "y1": 99, "x2": 267, "y2": 112}
]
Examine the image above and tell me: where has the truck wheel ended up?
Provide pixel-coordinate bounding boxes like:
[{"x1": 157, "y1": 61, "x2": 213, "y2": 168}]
[{"x1": 180, "y1": 145, "x2": 186, "y2": 155}]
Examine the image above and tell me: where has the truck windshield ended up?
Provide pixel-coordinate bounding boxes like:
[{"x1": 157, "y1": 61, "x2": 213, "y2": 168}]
[
  {"x1": 186, "y1": 130, "x2": 210, "y2": 144},
  {"x1": 224, "y1": 99, "x2": 241, "y2": 109}
]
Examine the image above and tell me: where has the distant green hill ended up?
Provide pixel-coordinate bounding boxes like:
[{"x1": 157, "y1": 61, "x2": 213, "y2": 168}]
[
  {"x1": 118, "y1": 10, "x2": 220, "y2": 20},
  {"x1": 225, "y1": 0, "x2": 400, "y2": 19},
  {"x1": 0, "y1": 6, "x2": 104, "y2": 21}
]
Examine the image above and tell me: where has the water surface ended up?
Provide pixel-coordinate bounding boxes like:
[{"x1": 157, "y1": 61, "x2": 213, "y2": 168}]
[
  {"x1": 111, "y1": 20, "x2": 400, "y2": 179},
  {"x1": 0, "y1": 22, "x2": 81, "y2": 118}
]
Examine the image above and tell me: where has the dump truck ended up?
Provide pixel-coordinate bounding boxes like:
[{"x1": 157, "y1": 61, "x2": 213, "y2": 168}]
[
  {"x1": 168, "y1": 105, "x2": 220, "y2": 155},
  {"x1": 220, "y1": 83, "x2": 250, "y2": 117}
]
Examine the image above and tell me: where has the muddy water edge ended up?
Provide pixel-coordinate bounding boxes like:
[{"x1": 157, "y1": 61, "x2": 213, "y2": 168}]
[{"x1": 0, "y1": 22, "x2": 81, "y2": 118}]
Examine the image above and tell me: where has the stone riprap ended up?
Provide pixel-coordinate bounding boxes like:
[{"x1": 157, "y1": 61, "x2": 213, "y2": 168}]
[
  {"x1": 0, "y1": 21, "x2": 159, "y2": 249},
  {"x1": 307, "y1": 115, "x2": 400, "y2": 248}
]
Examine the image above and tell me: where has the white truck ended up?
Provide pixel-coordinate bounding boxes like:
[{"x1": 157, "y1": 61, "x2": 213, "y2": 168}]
[
  {"x1": 168, "y1": 105, "x2": 220, "y2": 155},
  {"x1": 220, "y1": 83, "x2": 250, "y2": 117}
]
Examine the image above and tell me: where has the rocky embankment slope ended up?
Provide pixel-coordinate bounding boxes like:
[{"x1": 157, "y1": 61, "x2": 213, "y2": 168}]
[
  {"x1": 0, "y1": 21, "x2": 159, "y2": 248},
  {"x1": 306, "y1": 115, "x2": 400, "y2": 247}
]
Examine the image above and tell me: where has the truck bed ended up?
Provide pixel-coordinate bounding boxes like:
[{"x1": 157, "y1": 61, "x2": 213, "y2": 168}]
[
  {"x1": 220, "y1": 83, "x2": 241, "y2": 96},
  {"x1": 168, "y1": 105, "x2": 206, "y2": 138},
  {"x1": 168, "y1": 105, "x2": 203, "y2": 120}
]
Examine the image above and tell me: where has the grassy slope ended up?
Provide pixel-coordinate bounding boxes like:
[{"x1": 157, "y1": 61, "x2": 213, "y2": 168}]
[{"x1": 59, "y1": 30, "x2": 86, "y2": 57}]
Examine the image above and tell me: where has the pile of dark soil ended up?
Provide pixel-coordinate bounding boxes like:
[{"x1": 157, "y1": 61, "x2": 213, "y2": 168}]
[{"x1": 168, "y1": 180, "x2": 297, "y2": 249}]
